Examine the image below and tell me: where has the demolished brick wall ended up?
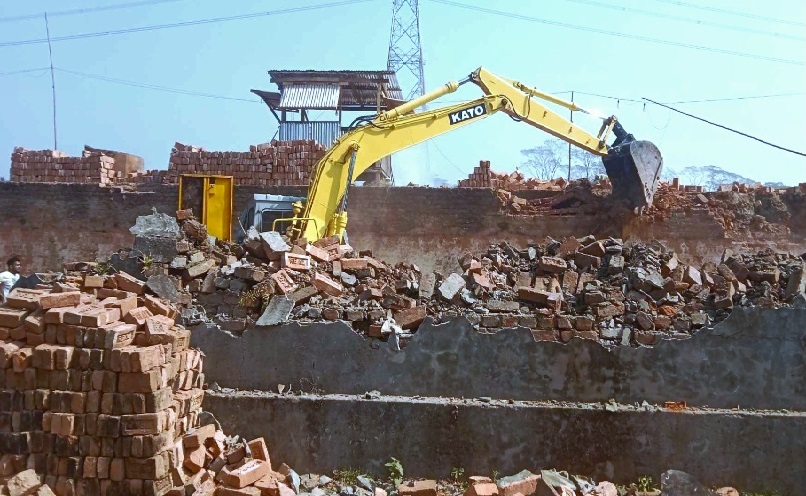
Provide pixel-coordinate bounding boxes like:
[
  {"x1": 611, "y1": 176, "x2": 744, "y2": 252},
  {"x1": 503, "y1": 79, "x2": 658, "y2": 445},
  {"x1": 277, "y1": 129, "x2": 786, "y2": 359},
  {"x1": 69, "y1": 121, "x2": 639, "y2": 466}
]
[
  {"x1": 166, "y1": 140, "x2": 327, "y2": 187},
  {"x1": 10, "y1": 148, "x2": 165, "y2": 186},
  {"x1": 8, "y1": 139, "x2": 326, "y2": 188}
]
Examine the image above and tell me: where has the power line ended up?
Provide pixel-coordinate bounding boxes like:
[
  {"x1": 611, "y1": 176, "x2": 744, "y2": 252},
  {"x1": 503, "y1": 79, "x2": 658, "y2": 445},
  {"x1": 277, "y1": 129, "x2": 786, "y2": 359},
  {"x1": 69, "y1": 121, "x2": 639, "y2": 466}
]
[
  {"x1": 0, "y1": 0, "x2": 374, "y2": 47},
  {"x1": 45, "y1": 13, "x2": 58, "y2": 150},
  {"x1": 664, "y1": 92, "x2": 806, "y2": 104},
  {"x1": 0, "y1": 0, "x2": 186, "y2": 23},
  {"x1": 643, "y1": 97, "x2": 806, "y2": 157},
  {"x1": 0, "y1": 67, "x2": 51, "y2": 76},
  {"x1": 56, "y1": 67, "x2": 261, "y2": 103},
  {"x1": 564, "y1": 0, "x2": 804, "y2": 41},
  {"x1": 647, "y1": 0, "x2": 806, "y2": 28},
  {"x1": 429, "y1": 0, "x2": 804, "y2": 66}
]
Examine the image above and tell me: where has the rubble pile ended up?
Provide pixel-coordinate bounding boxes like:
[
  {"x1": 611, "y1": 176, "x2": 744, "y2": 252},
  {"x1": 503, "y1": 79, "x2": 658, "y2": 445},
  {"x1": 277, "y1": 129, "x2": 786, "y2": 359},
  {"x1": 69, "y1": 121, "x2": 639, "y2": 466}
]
[
  {"x1": 9, "y1": 148, "x2": 155, "y2": 186},
  {"x1": 458, "y1": 161, "x2": 571, "y2": 192},
  {"x1": 167, "y1": 140, "x2": 327, "y2": 187},
  {"x1": 132, "y1": 211, "x2": 804, "y2": 346},
  {"x1": 0, "y1": 274, "x2": 203, "y2": 495}
]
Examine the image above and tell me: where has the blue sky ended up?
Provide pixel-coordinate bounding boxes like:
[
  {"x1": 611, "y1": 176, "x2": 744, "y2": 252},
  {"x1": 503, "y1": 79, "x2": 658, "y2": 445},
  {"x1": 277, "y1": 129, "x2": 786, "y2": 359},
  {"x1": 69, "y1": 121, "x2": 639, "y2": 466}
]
[{"x1": 1, "y1": 0, "x2": 804, "y2": 187}]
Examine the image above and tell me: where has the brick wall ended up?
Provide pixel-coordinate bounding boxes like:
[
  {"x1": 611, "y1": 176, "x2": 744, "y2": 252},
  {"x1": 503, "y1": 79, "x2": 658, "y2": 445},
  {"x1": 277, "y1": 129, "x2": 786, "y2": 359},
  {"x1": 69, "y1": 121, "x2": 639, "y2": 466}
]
[
  {"x1": 166, "y1": 140, "x2": 326, "y2": 187},
  {"x1": 1, "y1": 182, "x2": 804, "y2": 274},
  {"x1": 10, "y1": 148, "x2": 164, "y2": 186}
]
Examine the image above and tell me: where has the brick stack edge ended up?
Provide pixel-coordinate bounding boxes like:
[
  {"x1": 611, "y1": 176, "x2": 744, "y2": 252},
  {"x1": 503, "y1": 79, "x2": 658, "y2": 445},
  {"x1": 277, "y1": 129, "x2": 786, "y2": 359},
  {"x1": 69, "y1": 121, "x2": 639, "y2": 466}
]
[
  {"x1": 0, "y1": 271, "x2": 201, "y2": 495},
  {"x1": 10, "y1": 148, "x2": 165, "y2": 186},
  {"x1": 8, "y1": 140, "x2": 326, "y2": 188},
  {"x1": 167, "y1": 141, "x2": 327, "y2": 187}
]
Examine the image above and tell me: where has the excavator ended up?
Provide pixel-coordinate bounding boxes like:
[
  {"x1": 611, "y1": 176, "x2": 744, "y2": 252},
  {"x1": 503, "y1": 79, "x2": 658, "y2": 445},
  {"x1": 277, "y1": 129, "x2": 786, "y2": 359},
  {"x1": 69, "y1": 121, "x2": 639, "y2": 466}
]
[{"x1": 277, "y1": 67, "x2": 663, "y2": 243}]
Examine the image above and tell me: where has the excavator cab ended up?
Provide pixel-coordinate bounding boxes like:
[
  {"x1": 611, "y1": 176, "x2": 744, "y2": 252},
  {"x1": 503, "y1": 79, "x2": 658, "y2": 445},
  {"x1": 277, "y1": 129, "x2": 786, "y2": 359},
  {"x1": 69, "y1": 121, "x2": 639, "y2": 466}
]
[{"x1": 601, "y1": 122, "x2": 664, "y2": 209}]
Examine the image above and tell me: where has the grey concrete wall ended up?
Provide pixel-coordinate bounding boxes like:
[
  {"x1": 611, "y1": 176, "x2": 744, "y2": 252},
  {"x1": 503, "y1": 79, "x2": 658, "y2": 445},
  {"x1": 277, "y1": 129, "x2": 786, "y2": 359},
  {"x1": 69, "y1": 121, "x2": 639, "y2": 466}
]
[
  {"x1": 203, "y1": 392, "x2": 806, "y2": 494},
  {"x1": 193, "y1": 308, "x2": 806, "y2": 411}
]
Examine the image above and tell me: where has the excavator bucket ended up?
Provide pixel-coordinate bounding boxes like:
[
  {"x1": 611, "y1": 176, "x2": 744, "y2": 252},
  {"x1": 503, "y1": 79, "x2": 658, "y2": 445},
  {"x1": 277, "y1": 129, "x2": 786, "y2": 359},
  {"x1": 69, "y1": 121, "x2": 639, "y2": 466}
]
[{"x1": 602, "y1": 140, "x2": 663, "y2": 209}]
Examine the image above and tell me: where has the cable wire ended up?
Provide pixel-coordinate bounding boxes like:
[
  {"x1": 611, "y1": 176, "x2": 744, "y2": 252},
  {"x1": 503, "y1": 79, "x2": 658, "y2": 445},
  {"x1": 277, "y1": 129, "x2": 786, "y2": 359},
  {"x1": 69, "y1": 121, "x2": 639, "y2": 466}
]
[
  {"x1": 647, "y1": 0, "x2": 806, "y2": 27},
  {"x1": 664, "y1": 92, "x2": 806, "y2": 104},
  {"x1": 0, "y1": 0, "x2": 374, "y2": 47},
  {"x1": 429, "y1": 0, "x2": 804, "y2": 66},
  {"x1": 0, "y1": 67, "x2": 51, "y2": 76},
  {"x1": 56, "y1": 67, "x2": 261, "y2": 103},
  {"x1": 0, "y1": 0, "x2": 187, "y2": 23},
  {"x1": 564, "y1": 0, "x2": 804, "y2": 41},
  {"x1": 643, "y1": 98, "x2": 806, "y2": 156}
]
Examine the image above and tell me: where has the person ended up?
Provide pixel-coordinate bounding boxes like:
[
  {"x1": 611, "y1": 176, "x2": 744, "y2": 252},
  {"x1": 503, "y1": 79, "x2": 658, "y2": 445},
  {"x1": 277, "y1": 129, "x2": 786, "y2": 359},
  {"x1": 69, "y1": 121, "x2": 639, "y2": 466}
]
[{"x1": 0, "y1": 256, "x2": 22, "y2": 303}]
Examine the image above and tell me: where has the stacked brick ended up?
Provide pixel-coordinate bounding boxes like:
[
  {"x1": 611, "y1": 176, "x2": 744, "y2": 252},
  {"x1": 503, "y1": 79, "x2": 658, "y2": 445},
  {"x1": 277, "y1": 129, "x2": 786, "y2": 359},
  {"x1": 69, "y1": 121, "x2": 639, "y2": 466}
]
[
  {"x1": 0, "y1": 271, "x2": 204, "y2": 496},
  {"x1": 166, "y1": 140, "x2": 327, "y2": 187},
  {"x1": 458, "y1": 161, "x2": 567, "y2": 192},
  {"x1": 10, "y1": 149, "x2": 116, "y2": 186},
  {"x1": 9, "y1": 148, "x2": 164, "y2": 186},
  {"x1": 458, "y1": 161, "x2": 492, "y2": 188}
]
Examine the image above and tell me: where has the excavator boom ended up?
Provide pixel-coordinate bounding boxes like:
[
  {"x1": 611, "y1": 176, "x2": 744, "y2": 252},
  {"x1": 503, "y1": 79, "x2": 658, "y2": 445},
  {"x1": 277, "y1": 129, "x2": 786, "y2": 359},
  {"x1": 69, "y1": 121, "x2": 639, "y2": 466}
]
[{"x1": 290, "y1": 67, "x2": 663, "y2": 242}]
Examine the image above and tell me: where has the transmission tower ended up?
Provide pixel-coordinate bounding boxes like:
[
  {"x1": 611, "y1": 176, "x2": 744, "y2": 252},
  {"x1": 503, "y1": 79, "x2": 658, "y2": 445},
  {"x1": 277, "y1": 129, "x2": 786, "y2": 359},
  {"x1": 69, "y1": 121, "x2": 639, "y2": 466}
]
[{"x1": 387, "y1": 0, "x2": 425, "y2": 101}]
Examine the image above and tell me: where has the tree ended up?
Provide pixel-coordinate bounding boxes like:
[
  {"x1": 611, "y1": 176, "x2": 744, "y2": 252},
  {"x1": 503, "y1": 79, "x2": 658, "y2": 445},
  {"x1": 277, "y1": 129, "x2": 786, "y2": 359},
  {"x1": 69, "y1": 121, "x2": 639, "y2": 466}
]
[
  {"x1": 680, "y1": 165, "x2": 757, "y2": 191},
  {"x1": 521, "y1": 139, "x2": 564, "y2": 180},
  {"x1": 570, "y1": 148, "x2": 605, "y2": 180}
]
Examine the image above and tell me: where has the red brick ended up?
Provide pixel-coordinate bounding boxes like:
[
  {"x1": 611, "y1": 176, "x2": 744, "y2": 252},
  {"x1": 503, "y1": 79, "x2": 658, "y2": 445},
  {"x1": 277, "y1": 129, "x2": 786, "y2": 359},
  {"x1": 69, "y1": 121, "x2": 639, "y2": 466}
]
[
  {"x1": 39, "y1": 291, "x2": 82, "y2": 310},
  {"x1": 23, "y1": 309, "x2": 45, "y2": 334},
  {"x1": 5, "y1": 288, "x2": 44, "y2": 310},
  {"x1": 119, "y1": 368, "x2": 162, "y2": 393},
  {"x1": 269, "y1": 270, "x2": 298, "y2": 295},
  {"x1": 398, "y1": 480, "x2": 437, "y2": 496},
  {"x1": 304, "y1": 243, "x2": 330, "y2": 262},
  {"x1": 115, "y1": 272, "x2": 146, "y2": 294},
  {"x1": 281, "y1": 253, "x2": 311, "y2": 271},
  {"x1": 247, "y1": 438, "x2": 270, "y2": 465},
  {"x1": 496, "y1": 471, "x2": 540, "y2": 496},
  {"x1": 84, "y1": 275, "x2": 105, "y2": 289},
  {"x1": 312, "y1": 273, "x2": 343, "y2": 297},
  {"x1": 0, "y1": 307, "x2": 30, "y2": 328},
  {"x1": 465, "y1": 483, "x2": 499, "y2": 496},
  {"x1": 143, "y1": 295, "x2": 177, "y2": 320},
  {"x1": 340, "y1": 258, "x2": 368, "y2": 271},
  {"x1": 126, "y1": 307, "x2": 155, "y2": 327},
  {"x1": 216, "y1": 459, "x2": 270, "y2": 489},
  {"x1": 183, "y1": 424, "x2": 216, "y2": 449},
  {"x1": 106, "y1": 295, "x2": 138, "y2": 318},
  {"x1": 44, "y1": 306, "x2": 74, "y2": 325},
  {"x1": 393, "y1": 307, "x2": 426, "y2": 329},
  {"x1": 183, "y1": 445, "x2": 206, "y2": 473},
  {"x1": 102, "y1": 322, "x2": 137, "y2": 349}
]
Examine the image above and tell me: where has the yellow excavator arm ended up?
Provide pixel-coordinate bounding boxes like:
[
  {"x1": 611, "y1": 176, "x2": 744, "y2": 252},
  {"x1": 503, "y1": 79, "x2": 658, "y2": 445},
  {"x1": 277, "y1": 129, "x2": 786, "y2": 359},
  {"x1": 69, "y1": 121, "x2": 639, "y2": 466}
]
[{"x1": 290, "y1": 67, "x2": 662, "y2": 242}]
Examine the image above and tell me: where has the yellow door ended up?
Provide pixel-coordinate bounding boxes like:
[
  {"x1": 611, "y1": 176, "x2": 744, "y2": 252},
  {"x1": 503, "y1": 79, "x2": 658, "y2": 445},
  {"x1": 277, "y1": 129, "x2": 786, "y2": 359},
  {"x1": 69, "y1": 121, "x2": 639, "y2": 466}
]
[{"x1": 203, "y1": 176, "x2": 233, "y2": 241}]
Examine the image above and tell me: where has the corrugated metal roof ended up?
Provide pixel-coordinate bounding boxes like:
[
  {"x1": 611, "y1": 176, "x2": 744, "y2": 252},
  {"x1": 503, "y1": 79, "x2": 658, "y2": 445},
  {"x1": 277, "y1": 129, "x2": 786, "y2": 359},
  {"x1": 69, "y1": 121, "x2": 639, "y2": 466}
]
[
  {"x1": 278, "y1": 84, "x2": 340, "y2": 109},
  {"x1": 266, "y1": 69, "x2": 403, "y2": 109}
]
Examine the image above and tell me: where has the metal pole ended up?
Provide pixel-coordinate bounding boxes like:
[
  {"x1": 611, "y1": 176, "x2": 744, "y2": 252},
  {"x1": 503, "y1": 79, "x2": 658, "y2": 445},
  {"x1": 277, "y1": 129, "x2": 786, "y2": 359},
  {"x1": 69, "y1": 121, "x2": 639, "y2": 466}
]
[
  {"x1": 567, "y1": 91, "x2": 574, "y2": 182},
  {"x1": 44, "y1": 12, "x2": 57, "y2": 150}
]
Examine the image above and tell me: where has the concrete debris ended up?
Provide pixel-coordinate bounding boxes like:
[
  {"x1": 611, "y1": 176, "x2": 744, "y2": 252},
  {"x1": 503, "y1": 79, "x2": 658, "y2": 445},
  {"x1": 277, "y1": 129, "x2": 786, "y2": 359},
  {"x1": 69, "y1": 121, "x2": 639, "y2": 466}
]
[
  {"x1": 92, "y1": 210, "x2": 800, "y2": 349},
  {"x1": 129, "y1": 209, "x2": 181, "y2": 239},
  {"x1": 660, "y1": 470, "x2": 719, "y2": 495}
]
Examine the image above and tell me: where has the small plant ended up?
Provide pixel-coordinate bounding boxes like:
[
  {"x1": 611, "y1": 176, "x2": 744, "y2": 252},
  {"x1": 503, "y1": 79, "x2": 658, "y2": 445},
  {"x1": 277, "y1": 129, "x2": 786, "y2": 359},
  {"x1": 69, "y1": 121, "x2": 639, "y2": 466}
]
[
  {"x1": 95, "y1": 259, "x2": 117, "y2": 276},
  {"x1": 492, "y1": 470, "x2": 500, "y2": 482},
  {"x1": 333, "y1": 467, "x2": 362, "y2": 486},
  {"x1": 629, "y1": 475, "x2": 658, "y2": 493},
  {"x1": 139, "y1": 253, "x2": 155, "y2": 270},
  {"x1": 451, "y1": 467, "x2": 467, "y2": 491},
  {"x1": 239, "y1": 283, "x2": 274, "y2": 311},
  {"x1": 385, "y1": 457, "x2": 404, "y2": 487}
]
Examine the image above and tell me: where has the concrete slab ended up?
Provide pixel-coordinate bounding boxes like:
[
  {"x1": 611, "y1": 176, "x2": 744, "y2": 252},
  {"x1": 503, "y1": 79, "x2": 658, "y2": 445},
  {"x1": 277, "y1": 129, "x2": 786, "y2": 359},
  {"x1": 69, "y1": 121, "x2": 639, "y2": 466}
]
[
  {"x1": 203, "y1": 391, "x2": 805, "y2": 494},
  {"x1": 192, "y1": 308, "x2": 806, "y2": 410}
]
